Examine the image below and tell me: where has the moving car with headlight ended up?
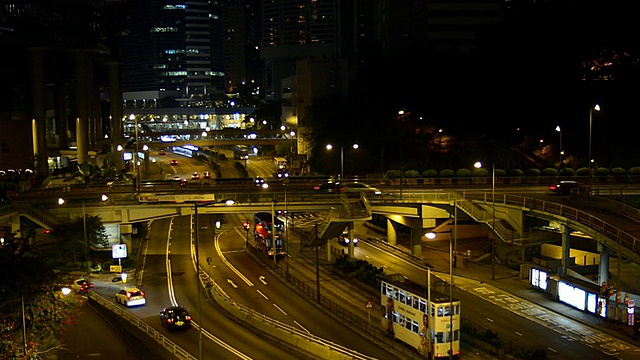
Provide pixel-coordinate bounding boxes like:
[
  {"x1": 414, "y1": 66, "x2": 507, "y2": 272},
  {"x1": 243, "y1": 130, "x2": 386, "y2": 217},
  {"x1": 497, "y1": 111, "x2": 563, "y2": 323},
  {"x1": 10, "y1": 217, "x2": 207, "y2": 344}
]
[
  {"x1": 343, "y1": 182, "x2": 382, "y2": 195},
  {"x1": 338, "y1": 230, "x2": 359, "y2": 246},
  {"x1": 160, "y1": 306, "x2": 192, "y2": 331},
  {"x1": 549, "y1": 180, "x2": 579, "y2": 195},
  {"x1": 115, "y1": 287, "x2": 146, "y2": 307},
  {"x1": 71, "y1": 278, "x2": 95, "y2": 294}
]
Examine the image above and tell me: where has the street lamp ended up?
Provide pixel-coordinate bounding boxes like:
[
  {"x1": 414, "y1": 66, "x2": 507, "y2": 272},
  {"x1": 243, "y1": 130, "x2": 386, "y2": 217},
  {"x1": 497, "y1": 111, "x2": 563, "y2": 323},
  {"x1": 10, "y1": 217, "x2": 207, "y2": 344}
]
[
  {"x1": 555, "y1": 126, "x2": 562, "y2": 166},
  {"x1": 589, "y1": 104, "x2": 601, "y2": 181},
  {"x1": 290, "y1": 130, "x2": 296, "y2": 155},
  {"x1": 326, "y1": 143, "x2": 359, "y2": 180},
  {"x1": 474, "y1": 161, "x2": 496, "y2": 280},
  {"x1": 193, "y1": 199, "x2": 235, "y2": 360},
  {"x1": 425, "y1": 227, "x2": 455, "y2": 358},
  {"x1": 282, "y1": 177, "x2": 290, "y2": 281},
  {"x1": 58, "y1": 195, "x2": 109, "y2": 280}
]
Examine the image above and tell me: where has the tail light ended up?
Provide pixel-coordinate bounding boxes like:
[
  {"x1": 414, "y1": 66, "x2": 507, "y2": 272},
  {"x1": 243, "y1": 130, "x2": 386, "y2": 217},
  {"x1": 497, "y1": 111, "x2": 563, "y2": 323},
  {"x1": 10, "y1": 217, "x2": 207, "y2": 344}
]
[
  {"x1": 167, "y1": 318, "x2": 174, "y2": 324},
  {"x1": 185, "y1": 315, "x2": 192, "y2": 321}
]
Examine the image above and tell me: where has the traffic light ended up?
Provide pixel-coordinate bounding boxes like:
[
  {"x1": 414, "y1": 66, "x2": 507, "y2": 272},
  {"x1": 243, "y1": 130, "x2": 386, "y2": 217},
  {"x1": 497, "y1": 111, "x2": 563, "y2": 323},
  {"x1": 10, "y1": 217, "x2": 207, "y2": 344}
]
[{"x1": 242, "y1": 221, "x2": 250, "y2": 230}]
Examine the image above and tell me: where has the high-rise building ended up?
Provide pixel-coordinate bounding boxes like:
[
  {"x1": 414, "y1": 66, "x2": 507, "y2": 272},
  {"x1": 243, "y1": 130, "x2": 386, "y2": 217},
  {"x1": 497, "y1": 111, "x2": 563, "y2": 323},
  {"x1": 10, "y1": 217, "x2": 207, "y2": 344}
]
[{"x1": 121, "y1": 0, "x2": 226, "y2": 108}]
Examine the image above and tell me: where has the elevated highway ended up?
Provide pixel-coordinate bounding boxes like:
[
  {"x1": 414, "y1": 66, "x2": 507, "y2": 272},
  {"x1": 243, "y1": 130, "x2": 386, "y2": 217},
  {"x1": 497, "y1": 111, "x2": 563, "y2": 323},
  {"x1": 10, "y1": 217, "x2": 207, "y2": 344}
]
[{"x1": 4, "y1": 187, "x2": 640, "y2": 266}]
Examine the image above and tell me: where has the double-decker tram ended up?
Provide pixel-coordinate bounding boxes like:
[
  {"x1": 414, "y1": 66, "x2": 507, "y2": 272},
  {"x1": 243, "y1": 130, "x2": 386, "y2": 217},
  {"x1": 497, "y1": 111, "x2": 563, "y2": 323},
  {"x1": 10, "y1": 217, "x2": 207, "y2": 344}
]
[
  {"x1": 253, "y1": 212, "x2": 286, "y2": 258},
  {"x1": 380, "y1": 278, "x2": 460, "y2": 359}
]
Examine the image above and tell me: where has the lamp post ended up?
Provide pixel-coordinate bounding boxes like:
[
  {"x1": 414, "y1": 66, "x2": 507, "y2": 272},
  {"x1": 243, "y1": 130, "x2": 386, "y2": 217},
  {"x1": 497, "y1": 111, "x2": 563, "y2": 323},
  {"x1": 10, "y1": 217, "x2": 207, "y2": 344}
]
[
  {"x1": 474, "y1": 161, "x2": 496, "y2": 280},
  {"x1": 555, "y1": 126, "x2": 562, "y2": 166},
  {"x1": 588, "y1": 104, "x2": 601, "y2": 182},
  {"x1": 326, "y1": 143, "x2": 359, "y2": 180},
  {"x1": 193, "y1": 199, "x2": 235, "y2": 360},
  {"x1": 290, "y1": 130, "x2": 296, "y2": 155},
  {"x1": 314, "y1": 223, "x2": 321, "y2": 304},
  {"x1": 425, "y1": 227, "x2": 455, "y2": 358},
  {"x1": 58, "y1": 195, "x2": 109, "y2": 281},
  {"x1": 129, "y1": 114, "x2": 139, "y2": 191},
  {"x1": 283, "y1": 177, "x2": 290, "y2": 281}
]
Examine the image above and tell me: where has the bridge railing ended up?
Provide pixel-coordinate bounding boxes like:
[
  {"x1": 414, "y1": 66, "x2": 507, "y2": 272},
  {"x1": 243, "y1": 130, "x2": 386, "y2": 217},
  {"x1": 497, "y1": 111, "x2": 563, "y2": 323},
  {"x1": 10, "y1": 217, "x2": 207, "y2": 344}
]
[{"x1": 461, "y1": 192, "x2": 640, "y2": 261}]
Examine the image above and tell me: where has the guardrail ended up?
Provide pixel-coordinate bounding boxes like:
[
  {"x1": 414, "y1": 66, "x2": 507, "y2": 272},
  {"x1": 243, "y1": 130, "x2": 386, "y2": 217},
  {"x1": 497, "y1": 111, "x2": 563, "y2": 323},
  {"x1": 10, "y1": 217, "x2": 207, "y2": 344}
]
[{"x1": 89, "y1": 292, "x2": 196, "y2": 360}]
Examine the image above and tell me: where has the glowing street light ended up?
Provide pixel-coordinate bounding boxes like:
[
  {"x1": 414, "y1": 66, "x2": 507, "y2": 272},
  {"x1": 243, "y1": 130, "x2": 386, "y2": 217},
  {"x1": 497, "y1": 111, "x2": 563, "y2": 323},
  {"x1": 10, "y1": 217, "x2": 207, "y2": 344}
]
[
  {"x1": 326, "y1": 143, "x2": 359, "y2": 180},
  {"x1": 589, "y1": 104, "x2": 601, "y2": 181}
]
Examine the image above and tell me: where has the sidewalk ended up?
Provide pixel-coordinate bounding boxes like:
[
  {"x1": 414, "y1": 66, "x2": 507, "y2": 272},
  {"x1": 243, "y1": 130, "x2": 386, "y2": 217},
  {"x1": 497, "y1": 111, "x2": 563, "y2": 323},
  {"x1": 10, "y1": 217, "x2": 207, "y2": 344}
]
[{"x1": 410, "y1": 235, "x2": 639, "y2": 344}]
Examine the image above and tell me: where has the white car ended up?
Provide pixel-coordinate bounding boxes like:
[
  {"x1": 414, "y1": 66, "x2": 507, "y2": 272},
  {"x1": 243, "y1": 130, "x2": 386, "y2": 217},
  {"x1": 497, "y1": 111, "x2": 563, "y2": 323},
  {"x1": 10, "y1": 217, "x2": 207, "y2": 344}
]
[
  {"x1": 115, "y1": 287, "x2": 146, "y2": 307},
  {"x1": 343, "y1": 182, "x2": 382, "y2": 195}
]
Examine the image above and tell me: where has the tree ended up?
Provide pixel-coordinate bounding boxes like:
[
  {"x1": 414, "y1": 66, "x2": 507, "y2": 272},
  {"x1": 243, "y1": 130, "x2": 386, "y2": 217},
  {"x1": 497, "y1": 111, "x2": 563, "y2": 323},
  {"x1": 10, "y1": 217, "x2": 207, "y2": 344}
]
[
  {"x1": 50, "y1": 215, "x2": 109, "y2": 265},
  {"x1": 0, "y1": 241, "x2": 82, "y2": 359}
]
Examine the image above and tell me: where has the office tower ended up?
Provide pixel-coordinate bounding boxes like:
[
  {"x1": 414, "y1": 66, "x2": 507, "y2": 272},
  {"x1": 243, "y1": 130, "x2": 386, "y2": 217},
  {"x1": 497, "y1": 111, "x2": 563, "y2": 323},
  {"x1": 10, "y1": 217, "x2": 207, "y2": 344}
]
[{"x1": 121, "y1": 0, "x2": 226, "y2": 108}]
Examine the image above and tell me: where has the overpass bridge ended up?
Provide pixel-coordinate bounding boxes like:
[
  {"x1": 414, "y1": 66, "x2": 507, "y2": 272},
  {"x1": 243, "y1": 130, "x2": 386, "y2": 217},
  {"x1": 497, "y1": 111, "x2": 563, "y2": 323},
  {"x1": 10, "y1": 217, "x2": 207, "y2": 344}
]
[{"x1": 3, "y1": 189, "x2": 640, "y2": 292}]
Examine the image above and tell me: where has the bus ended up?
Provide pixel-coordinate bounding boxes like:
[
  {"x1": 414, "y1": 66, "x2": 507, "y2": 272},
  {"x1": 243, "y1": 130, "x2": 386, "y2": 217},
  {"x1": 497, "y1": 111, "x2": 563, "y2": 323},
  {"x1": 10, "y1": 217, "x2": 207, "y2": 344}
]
[
  {"x1": 172, "y1": 145, "x2": 198, "y2": 158},
  {"x1": 274, "y1": 157, "x2": 287, "y2": 170},
  {"x1": 380, "y1": 278, "x2": 460, "y2": 359},
  {"x1": 253, "y1": 212, "x2": 286, "y2": 258}
]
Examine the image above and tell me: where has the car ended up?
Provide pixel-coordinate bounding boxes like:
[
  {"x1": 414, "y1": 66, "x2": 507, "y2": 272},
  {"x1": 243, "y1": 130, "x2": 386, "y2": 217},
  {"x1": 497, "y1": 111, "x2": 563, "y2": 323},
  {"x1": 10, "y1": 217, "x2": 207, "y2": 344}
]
[
  {"x1": 203, "y1": 171, "x2": 212, "y2": 179},
  {"x1": 191, "y1": 171, "x2": 200, "y2": 180},
  {"x1": 313, "y1": 181, "x2": 344, "y2": 193},
  {"x1": 158, "y1": 149, "x2": 166, "y2": 155},
  {"x1": 337, "y1": 230, "x2": 358, "y2": 246},
  {"x1": 343, "y1": 182, "x2": 382, "y2": 195},
  {"x1": 170, "y1": 159, "x2": 179, "y2": 165},
  {"x1": 180, "y1": 179, "x2": 188, "y2": 187},
  {"x1": 549, "y1": 180, "x2": 579, "y2": 195},
  {"x1": 115, "y1": 287, "x2": 146, "y2": 307},
  {"x1": 254, "y1": 176, "x2": 268, "y2": 188},
  {"x1": 172, "y1": 174, "x2": 182, "y2": 181},
  {"x1": 71, "y1": 278, "x2": 95, "y2": 294},
  {"x1": 277, "y1": 168, "x2": 290, "y2": 178},
  {"x1": 160, "y1": 306, "x2": 192, "y2": 331}
]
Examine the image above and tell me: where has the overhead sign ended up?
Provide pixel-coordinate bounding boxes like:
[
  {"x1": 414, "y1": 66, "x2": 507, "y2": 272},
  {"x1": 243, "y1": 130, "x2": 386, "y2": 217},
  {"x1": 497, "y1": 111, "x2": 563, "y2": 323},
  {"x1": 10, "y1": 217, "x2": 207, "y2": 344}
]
[{"x1": 112, "y1": 244, "x2": 127, "y2": 259}]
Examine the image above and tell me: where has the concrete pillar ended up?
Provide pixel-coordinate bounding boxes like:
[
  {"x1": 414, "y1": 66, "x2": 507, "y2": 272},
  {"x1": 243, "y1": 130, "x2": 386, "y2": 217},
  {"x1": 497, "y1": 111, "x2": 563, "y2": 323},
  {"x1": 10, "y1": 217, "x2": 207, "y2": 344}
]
[
  {"x1": 598, "y1": 244, "x2": 610, "y2": 289},
  {"x1": 75, "y1": 53, "x2": 90, "y2": 165},
  {"x1": 559, "y1": 225, "x2": 571, "y2": 276},
  {"x1": 386, "y1": 218, "x2": 397, "y2": 246},
  {"x1": 10, "y1": 215, "x2": 21, "y2": 238},
  {"x1": 53, "y1": 80, "x2": 69, "y2": 148},
  {"x1": 410, "y1": 228, "x2": 423, "y2": 257},
  {"x1": 347, "y1": 222, "x2": 355, "y2": 258},
  {"x1": 31, "y1": 48, "x2": 48, "y2": 176}
]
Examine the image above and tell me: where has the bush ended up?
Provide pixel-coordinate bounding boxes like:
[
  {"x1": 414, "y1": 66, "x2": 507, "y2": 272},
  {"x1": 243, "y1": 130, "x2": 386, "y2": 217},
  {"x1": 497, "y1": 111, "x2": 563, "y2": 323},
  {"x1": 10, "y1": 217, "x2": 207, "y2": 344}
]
[
  {"x1": 629, "y1": 167, "x2": 640, "y2": 175},
  {"x1": 611, "y1": 167, "x2": 627, "y2": 176},
  {"x1": 525, "y1": 168, "x2": 541, "y2": 177},
  {"x1": 404, "y1": 170, "x2": 421, "y2": 178},
  {"x1": 576, "y1": 167, "x2": 590, "y2": 176},
  {"x1": 595, "y1": 167, "x2": 611, "y2": 176},
  {"x1": 472, "y1": 167, "x2": 489, "y2": 177},
  {"x1": 386, "y1": 169, "x2": 403, "y2": 179},
  {"x1": 559, "y1": 168, "x2": 576, "y2": 177},
  {"x1": 495, "y1": 168, "x2": 507, "y2": 177},
  {"x1": 541, "y1": 168, "x2": 559, "y2": 177},
  {"x1": 439, "y1": 169, "x2": 455, "y2": 177},
  {"x1": 456, "y1": 168, "x2": 472, "y2": 177},
  {"x1": 507, "y1": 169, "x2": 523, "y2": 177},
  {"x1": 422, "y1": 169, "x2": 438, "y2": 178}
]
